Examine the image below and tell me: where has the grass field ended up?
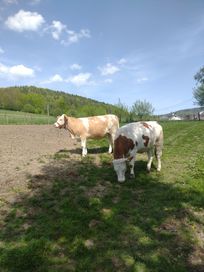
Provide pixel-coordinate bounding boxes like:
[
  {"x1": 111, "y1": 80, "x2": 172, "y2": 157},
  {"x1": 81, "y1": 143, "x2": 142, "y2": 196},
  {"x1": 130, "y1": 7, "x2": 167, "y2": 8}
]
[
  {"x1": 0, "y1": 121, "x2": 204, "y2": 271},
  {"x1": 0, "y1": 109, "x2": 56, "y2": 125}
]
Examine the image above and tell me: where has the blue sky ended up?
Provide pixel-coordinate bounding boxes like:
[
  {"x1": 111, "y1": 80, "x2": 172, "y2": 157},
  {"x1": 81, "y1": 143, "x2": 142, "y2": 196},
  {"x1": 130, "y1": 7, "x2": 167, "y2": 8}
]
[{"x1": 0, "y1": 0, "x2": 204, "y2": 114}]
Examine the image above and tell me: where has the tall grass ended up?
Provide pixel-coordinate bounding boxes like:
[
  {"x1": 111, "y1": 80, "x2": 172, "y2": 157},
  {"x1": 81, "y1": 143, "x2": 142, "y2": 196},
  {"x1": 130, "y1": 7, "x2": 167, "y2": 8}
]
[{"x1": 0, "y1": 110, "x2": 56, "y2": 125}]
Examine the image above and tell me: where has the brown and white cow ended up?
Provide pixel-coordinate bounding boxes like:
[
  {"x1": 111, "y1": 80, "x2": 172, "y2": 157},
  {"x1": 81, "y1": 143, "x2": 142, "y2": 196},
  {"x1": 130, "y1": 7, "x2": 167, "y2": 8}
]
[
  {"x1": 54, "y1": 114, "x2": 119, "y2": 156},
  {"x1": 113, "y1": 121, "x2": 163, "y2": 182}
]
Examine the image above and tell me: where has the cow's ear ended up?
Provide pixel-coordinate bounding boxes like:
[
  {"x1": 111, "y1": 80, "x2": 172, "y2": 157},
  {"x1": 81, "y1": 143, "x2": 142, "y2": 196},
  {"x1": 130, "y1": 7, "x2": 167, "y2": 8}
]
[{"x1": 64, "y1": 115, "x2": 68, "y2": 124}]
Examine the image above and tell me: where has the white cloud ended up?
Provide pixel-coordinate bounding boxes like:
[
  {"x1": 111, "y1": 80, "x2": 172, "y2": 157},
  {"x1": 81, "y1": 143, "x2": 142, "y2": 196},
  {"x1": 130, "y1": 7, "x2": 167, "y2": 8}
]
[
  {"x1": 70, "y1": 63, "x2": 82, "y2": 70},
  {"x1": 0, "y1": 63, "x2": 8, "y2": 74},
  {"x1": 42, "y1": 72, "x2": 93, "y2": 86},
  {"x1": 66, "y1": 73, "x2": 92, "y2": 86},
  {"x1": 42, "y1": 74, "x2": 63, "y2": 84},
  {"x1": 118, "y1": 58, "x2": 127, "y2": 65},
  {"x1": 99, "y1": 63, "x2": 120, "y2": 76},
  {"x1": 3, "y1": 0, "x2": 18, "y2": 4},
  {"x1": 45, "y1": 20, "x2": 91, "y2": 45},
  {"x1": 5, "y1": 10, "x2": 45, "y2": 32},
  {"x1": 50, "y1": 20, "x2": 66, "y2": 40},
  {"x1": 0, "y1": 47, "x2": 4, "y2": 54},
  {"x1": 61, "y1": 29, "x2": 91, "y2": 45},
  {"x1": 49, "y1": 74, "x2": 63, "y2": 82},
  {"x1": 9, "y1": 65, "x2": 34, "y2": 76},
  {"x1": 5, "y1": 11, "x2": 90, "y2": 46},
  {"x1": 0, "y1": 63, "x2": 34, "y2": 78}
]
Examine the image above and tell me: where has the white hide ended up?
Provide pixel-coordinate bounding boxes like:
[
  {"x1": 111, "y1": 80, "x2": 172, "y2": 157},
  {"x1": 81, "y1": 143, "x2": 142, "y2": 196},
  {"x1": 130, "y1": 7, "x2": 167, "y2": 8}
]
[{"x1": 113, "y1": 121, "x2": 163, "y2": 182}]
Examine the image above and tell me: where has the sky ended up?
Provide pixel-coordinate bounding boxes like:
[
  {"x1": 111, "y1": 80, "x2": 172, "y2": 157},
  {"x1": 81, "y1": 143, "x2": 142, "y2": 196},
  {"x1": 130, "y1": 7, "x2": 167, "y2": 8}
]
[{"x1": 0, "y1": 0, "x2": 204, "y2": 114}]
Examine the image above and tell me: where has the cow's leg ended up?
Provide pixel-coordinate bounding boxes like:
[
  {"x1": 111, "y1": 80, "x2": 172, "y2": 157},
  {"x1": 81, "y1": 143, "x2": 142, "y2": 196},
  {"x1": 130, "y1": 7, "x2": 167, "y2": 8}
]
[
  {"x1": 129, "y1": 157, "x2": 135, "y2": 178},
  {"x1": 147, "y1": 149, "x2": 154, "y2": 172},
  {"x1": 155, "y1": 147, "x2": 162, "y2": 172},
  {"x1": 107, "y1": 134, "x2": 113, "y2": 153},
  {"x1": 81, "y1": 138, "x2": 87, "y2": 156}
]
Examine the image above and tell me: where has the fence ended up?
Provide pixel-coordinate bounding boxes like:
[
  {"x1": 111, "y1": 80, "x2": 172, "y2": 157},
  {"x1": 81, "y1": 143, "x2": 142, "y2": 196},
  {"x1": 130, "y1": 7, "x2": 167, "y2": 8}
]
[{"x1": 0, "y1": 113, "x2": 56, "y2": 125}]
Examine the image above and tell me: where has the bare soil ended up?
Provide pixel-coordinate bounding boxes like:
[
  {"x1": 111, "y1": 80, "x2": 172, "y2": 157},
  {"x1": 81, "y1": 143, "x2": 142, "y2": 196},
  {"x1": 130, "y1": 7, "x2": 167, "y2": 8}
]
[{"x1": 0, "y1": 125, "x2": 80, "y2": 201}]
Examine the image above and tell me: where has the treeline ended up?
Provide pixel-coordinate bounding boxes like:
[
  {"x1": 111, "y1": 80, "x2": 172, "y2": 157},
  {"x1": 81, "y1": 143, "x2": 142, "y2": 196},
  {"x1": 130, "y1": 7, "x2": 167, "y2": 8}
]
[{"x1": 0, "y1": 86, "x2": 130, "y2": 120}]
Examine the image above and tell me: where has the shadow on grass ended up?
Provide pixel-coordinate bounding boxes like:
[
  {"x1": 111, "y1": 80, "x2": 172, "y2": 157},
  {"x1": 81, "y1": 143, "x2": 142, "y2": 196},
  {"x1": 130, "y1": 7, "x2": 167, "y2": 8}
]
[
  {"x1": 68, "y1": 146, "x2": 109, "y2": 155},
  {"x1": 0, "y1": 153, "x2": 203, "y2": 272}
]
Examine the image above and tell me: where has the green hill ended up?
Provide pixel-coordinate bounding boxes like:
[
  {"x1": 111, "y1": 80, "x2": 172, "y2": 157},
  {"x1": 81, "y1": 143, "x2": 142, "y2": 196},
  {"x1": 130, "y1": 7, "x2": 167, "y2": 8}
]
[{"x1": 0, "y1": 86, "x2": 129, "y2": 120}]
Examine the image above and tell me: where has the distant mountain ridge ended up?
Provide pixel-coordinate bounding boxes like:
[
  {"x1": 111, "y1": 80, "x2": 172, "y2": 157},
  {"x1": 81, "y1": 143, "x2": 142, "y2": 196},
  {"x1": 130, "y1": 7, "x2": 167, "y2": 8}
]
[
  {"x1": 160, "y1": 106, "x2": 204, "y2": 119},
  {"x1": 174, "y1": 106, "x2": 204, "y2": 116}
]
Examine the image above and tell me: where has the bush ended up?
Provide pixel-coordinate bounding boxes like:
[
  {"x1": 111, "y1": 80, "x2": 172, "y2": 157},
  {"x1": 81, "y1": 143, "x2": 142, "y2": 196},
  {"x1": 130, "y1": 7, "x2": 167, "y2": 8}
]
[{"x1": 22, "y1": 104, "x2": 35, "y2": 113}]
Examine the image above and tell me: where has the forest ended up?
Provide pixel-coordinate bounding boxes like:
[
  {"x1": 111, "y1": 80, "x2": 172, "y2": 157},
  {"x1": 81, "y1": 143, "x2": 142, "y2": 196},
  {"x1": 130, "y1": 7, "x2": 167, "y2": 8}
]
[{"x1": 0, "y1": 86, "x2": 130, "y2": 120}]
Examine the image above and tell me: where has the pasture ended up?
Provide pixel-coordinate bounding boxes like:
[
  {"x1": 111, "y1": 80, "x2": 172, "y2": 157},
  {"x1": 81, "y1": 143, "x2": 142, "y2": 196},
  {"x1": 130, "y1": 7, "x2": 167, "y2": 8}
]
[
  {"x1": 0, "y1": 121, "x2": 203, "y2": 271},
  {"x1": 0, "y1": 110, "x2": 55, "y2": 125}
]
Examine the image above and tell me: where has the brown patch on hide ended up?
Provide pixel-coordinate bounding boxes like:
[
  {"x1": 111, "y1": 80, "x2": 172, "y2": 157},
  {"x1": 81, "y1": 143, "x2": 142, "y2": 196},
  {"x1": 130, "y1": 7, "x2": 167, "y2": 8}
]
[
  {"x1": 141, "y1": 122, "x2": 152, "y2": 129},
  {"x1": 142, "y1": 135, "x2": 149, "y2": 147},
  {"x1": 114, "y1": 135, "x2": 135, "y2": 159}
]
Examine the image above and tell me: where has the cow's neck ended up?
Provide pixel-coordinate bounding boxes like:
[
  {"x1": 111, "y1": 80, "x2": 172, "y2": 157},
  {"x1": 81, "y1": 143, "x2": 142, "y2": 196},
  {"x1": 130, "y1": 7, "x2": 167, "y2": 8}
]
[{"x1": 66, "y1": 116, "x2": 78, "y2": 136}]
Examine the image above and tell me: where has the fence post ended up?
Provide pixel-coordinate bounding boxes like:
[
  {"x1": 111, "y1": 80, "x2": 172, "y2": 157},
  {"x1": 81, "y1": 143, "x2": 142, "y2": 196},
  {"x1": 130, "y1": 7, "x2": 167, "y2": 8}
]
[{"x1": 47, "y1": 104, "x2": 50, "y2": 124}]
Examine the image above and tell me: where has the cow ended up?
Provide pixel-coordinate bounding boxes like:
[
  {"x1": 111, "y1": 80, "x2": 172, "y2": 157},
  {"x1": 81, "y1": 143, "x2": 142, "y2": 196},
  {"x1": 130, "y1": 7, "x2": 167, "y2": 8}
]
[
  {"x1": 112, "y1": 121, "x2": 163, "y2": 182},
  {"x1": 54, "y1": 114, "x2": 119, "y2": 156}
]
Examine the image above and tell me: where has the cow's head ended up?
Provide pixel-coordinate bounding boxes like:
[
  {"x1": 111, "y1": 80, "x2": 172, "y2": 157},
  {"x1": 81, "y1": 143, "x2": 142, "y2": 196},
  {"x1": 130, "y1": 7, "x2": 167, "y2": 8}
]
[
  {"x1": 113, "y1": 158, "x2": 128, "y2": 182},
  {"x1": 54, "y1": 114, "x2": 67, "y2": 129}
]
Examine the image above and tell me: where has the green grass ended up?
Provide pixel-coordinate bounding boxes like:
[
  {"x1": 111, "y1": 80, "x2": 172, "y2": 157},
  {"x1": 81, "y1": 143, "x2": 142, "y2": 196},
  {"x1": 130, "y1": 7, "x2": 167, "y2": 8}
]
[
  {"x1": 0, "y1": 121, "x2": 204, "y2": 271},
  {"x1": 0, "y1": 109, "x2": 56, "y2": 125}
]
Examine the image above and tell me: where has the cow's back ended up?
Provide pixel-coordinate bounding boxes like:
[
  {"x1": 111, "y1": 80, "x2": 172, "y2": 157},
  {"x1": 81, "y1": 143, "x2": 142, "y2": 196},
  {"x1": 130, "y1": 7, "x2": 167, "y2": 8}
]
[
  {"x1": 114, "y1": 121, "x2": 163, "y2": 155},
  {"x1": 80, "y1": 114, "x2": 119, "y2": 138}
]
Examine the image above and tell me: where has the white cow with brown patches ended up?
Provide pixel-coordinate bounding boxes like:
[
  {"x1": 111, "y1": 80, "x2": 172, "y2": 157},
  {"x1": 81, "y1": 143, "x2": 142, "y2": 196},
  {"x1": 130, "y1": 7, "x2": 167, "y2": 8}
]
[
  {"x1": 113, "y1": 121, "x2": 163, "y2": 182},
  {"x1": 54, "y1": 114, "x2": 119, "y2": 156}
]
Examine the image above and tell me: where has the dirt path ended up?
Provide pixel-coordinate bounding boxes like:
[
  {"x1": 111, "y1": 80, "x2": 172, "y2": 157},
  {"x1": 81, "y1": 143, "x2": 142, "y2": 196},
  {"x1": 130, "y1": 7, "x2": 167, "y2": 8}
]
[{"x1": 0, "y1": 125, "x2": 79, "y2": 198}]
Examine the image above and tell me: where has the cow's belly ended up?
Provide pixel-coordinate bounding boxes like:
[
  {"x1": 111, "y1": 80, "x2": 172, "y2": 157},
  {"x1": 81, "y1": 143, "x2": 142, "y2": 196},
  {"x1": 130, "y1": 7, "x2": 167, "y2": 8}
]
[
  {"x1": 88, "y1": 132, "x2": 106, "y2": 139},
  {"x1": 137, "y1": 148, "x2": 148, "y2": 154},
  {"x1": 137, "y1": 145, "x2": 154, "y2": 153}
]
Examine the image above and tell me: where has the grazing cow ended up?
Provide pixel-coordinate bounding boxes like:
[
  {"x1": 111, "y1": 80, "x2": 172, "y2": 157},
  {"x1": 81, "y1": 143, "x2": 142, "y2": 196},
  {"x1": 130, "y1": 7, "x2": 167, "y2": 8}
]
[
  {"x1": 113, "y1": 121, "x2": 163, "y2": 182},
  {"x1": 54, "y1": 114, "x2": 119, "y2": 156}
]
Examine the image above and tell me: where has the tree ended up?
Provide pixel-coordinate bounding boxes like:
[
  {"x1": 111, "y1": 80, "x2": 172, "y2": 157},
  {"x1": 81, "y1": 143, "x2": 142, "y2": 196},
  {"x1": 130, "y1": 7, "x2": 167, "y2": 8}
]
[
  {"x1": 115, "y1": 99, "x2": 130, "y2": 122},
  {"x1": 193, "y1": 66, "x2": 204, "y2": 106},
  {"x1": 131, "y1": 99, "x2": 154, "y2": 120},
  {"x1": 194, "y1": 85, "x2": 204, "y2": 106}
]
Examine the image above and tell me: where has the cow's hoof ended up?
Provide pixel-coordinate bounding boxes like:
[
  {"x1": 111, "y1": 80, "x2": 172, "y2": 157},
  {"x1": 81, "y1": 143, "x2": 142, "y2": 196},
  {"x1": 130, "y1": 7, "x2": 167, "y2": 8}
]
[{"x1": 130, "y1": 174, "x2": 135, "y2": 179}]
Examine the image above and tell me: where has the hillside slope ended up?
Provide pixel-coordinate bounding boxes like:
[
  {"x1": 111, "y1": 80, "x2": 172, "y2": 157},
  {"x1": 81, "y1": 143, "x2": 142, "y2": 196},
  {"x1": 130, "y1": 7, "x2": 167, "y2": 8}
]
[{"x1": 0, "y1": 86, "x2": 126, "y2": 118}]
